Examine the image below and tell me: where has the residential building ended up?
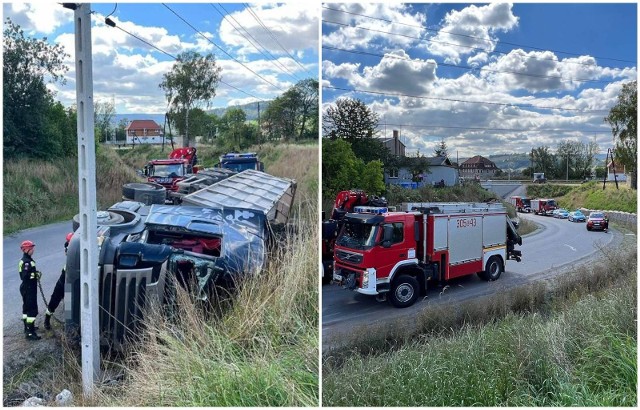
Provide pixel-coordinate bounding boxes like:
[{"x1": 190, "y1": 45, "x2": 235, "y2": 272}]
[
  {"x1": 126, "y1": 119, "x2": 164, "y2": 144},
  {"x1": 385, "y1": 156, "x2": 459, "y2": 188},
  {"x1": 459, "y1": 155, "x2": 500, "y2": 179},
  {"x1": 381, "y1": 130, "x2": 406, "y2": 157}
]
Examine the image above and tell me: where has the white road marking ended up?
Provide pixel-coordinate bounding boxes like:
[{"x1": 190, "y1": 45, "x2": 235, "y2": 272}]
[{"x1": 564, "y1": 244, "x2": 576, "y2": 251}]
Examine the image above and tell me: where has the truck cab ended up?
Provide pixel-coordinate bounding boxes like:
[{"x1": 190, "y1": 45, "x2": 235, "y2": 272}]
[
  {"x1": 145, "y1": 147, "x2": 199, "y2": 192},
  {"x1": 217, "y1": 153, "x2": 264, "y2": 172}
]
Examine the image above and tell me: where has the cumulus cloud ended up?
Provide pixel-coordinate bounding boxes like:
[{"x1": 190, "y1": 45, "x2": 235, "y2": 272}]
[
  {"x1": 219, "y1": 3, "x2": 318, "y2": 60},
  {"x1": 427, "y1": 3, "x2": 518, "y2": 64},
  {"x1": 3, "y1": 3, "x2": 73, "y2": 34},
  {"x1": 323, "y1": 50, "x2": 437, "y2": 95},
  {"x1": 322, "y1": 3, "x2": 427, "y2": 51}
]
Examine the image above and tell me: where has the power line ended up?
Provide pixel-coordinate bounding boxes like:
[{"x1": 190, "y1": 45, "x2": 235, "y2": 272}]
[
  {"x1": 162, "y1": 3, "x2": 285, "y2": 92},
  {"x1": 103, "y1": 17, "x2": 263, "y2": 101},
  {"x1": 322, "y1": 5, "x2": 637, "y2": 66},
  {"x1": 245, "y1": 3, "x2": 312, "y2": 76},
  {"x1": 324, "y1": 45, "x2": 619, "y2": 86},
  {"x1": 324, "y1": 85, "x2": 610, "y2": 114},
  {"x1": 370, "y1": 121, "x2": 607, "y2": 135},
  {"x1": 212, "y1": 3, "x2": 301, "y2": 82}
]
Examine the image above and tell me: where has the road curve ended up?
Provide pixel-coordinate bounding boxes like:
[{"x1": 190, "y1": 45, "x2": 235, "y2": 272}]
[{"x1": 322, "y1": 213, "x2": 621, "y2": 350}]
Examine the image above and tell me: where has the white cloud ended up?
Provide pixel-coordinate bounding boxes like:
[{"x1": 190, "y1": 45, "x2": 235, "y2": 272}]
[
  {"x1": 427, "y1": 3, "x2": 518, "y2": 64},
  {"x1": 322, "y1": 3, "x2": 427, "y2": 51},
  {"x1": 3, "y1": 3, "x2": 73, "y2": 34},
  {"x1": 219, "y1": 3, "x2": 318, "y2": 57}
]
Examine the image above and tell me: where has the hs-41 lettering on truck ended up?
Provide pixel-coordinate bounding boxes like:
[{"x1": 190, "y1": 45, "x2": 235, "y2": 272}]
[{"x1": 332, "y1": 202, "x2": 523, "y2": 308}]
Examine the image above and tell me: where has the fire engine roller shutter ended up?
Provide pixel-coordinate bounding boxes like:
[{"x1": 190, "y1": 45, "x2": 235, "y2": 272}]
[
  {"x1": 483, "y1": 214, "x2": 505, "y2": 247},
  {"x1": 448, "y1": 215, "x2": 482, "y2": 264}
]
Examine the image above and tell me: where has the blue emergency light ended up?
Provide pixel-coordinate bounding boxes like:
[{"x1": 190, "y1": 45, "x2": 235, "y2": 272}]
[{"x1": 354, "y1": 206, "x2": 388, "y2": 215}]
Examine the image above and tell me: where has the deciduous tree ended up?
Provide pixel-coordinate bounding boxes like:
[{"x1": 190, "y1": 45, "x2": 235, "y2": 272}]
[
  {"x1": 605, "y1": 81, "x2": 637, "y2": 189},
  {"x1": 160, "y1": 51, "x2": 221, "y2": 147}
]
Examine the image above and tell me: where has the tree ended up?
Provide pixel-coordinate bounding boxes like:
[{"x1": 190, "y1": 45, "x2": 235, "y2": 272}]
[
  {"x1": 530, "y1": 146, "x2": 557, "y2": 178},
  {"x1": 220, "y1": 107, "x2": 248, "y2": 149},
  {"x1": 3, "y1": 18, "x2": 69, "y2": 159},
  {"x1": 160, "y1": 51, "x2": 221, "y2": 147},
  {"x1": 293, "y1": 78, "x2": 318, "y2": 140},
  {"x1": 434, "y1": 138, "x2": 449, "y2": 157},
  {"x1": 94, "y1": 100, "x2": 116, "y2": 143},
  {"x1": 605, "y1": 81, "x2": 637, "y2": 189},
  {"x1": 322, "y1": 139, "x2": 384, "y2": 199},
  {"x1": 322, "y1": 98, "x2": 379, "y2": 140},
  {"x1": 556, "y1": 140, "x2": 598, "y2": 180}
]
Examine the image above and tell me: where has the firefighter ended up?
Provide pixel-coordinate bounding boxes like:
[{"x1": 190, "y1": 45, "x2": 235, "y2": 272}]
[
  {"x1": 44, "y1": 232, "x2": 73, "y2": 330},
  {"x1": 19, "y1": 240, "x2": 41, "y2": 340}
]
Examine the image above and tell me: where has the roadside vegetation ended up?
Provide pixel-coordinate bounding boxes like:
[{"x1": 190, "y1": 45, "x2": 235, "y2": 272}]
[
  {"x1": 527, "y1": 181, "x2": 637, "y2": 213},
  {"x1": 323, "y1": 239, "x2": 637, "y2": 406}
]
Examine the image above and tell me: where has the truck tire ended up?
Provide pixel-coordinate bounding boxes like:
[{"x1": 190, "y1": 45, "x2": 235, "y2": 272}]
[
  {"x1": 122, "y1": 182, "x2": 166, "y2": 205},
  {"x1": 389, "y1": 275, "x2": 419, "y2": 308},
  {"x1": 478, "y1": 256, "x2": 503, "y2": 281},
  {"x1": 72, "y1": 211, "x2": 125, "y2": 231}
]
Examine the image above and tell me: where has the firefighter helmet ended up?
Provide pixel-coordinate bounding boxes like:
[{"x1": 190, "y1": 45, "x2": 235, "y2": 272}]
[{"x1": 20, "y1": 240, "x2": 35, "y2": 252}]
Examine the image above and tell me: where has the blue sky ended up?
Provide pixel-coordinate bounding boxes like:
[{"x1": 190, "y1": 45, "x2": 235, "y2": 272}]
[
  {"x1": 3, "y1": 2, "x2": 319, "y2": 114},
  {"x1": 322, "y1": 3, "x2": 637, "y2": 158}
]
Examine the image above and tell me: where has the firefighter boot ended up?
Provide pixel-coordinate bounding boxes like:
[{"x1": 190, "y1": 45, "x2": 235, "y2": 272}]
[
  {"x1": 44, "y1": 313, "x2": 52, "y2": 330},
  {"x1": 23, "y1": 318, "x2": 38, "y2": 334},
  {"x1": 25, "y1": 323, "x2": 41, "y2": 341}
]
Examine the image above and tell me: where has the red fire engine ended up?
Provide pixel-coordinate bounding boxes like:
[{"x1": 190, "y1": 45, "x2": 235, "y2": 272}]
[{"x1": 332, "y1": 202, "x2": 522, "y2": 308}]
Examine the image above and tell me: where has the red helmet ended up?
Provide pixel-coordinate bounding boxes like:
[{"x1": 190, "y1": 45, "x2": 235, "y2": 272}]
[
  {"x1": 20, "y1": 240, "x2": 35, "y2": 252},
  {"x1": 66, "y1": 232, "x2": 74, "y2": 242}
]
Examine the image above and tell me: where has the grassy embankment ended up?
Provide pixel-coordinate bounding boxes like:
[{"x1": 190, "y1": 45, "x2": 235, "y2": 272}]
[
  {"x1": 4, "y1": 143, "x2": 320, "y2": 406},
  {"x1": 527, "y1": 181, "x2": 637, "y2": 213},
  {"x1": 4, "y1": 143, "x2": 319, "y2": 235},
  {"x1": 323, "y1": 240, "x2": 637, "y2": 406}
]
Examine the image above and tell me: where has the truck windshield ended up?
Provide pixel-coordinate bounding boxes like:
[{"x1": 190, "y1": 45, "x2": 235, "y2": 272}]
[
  {"x1": 153, "y1": 164, "x2": 184, "y2": 177},
  {"x1": 523, "y1": 198, "x2": 531, "y2": 206},
  {"x1": 336, "y1": 222, "x2": 379, "y2": 250},
  {"x1": 547, "y1": 200, "x2": 557, "y2": 207},
  {"x1": 223, "y1": 162, "x2": 256, "y2": 172}
]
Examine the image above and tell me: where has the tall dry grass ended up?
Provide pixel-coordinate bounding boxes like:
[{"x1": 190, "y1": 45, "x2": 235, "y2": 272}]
[{"x1": 3, "y1": 149, "x2": 142, "y2": 234}]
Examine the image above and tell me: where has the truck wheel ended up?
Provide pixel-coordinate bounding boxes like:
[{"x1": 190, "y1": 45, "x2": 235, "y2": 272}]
[
  {"x1": 122, "y1": 182, "x2": 166, "y2": 205},
  {"x1": 72, "y1": 211, "x2": 125, "y2": 231},
  {"x1": 479, "y1": 256, "x2": 503, "y2": 281},
  {"x1": 389, "y1": 275, "x2": 419, "y2": 308}
]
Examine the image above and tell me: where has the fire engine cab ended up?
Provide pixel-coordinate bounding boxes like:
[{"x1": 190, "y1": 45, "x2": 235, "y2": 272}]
[{"x1": 332, "y1": 202, "x2": 522, "y2": 308}]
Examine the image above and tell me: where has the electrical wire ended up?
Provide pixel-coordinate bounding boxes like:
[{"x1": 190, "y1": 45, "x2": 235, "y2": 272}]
[
  {"x1": 245, "y1": 3, "x2": 312, "y2": 76},
  {"x1": 323, "y1": 85, "x2": 610, "y2": 114},
  {"x1": 163, "y1": 3, "x2": 285, "y2": 92},
  {"x1": 323, "y1": 44, "x2": 620, "y2": 86},
  {"x1": 322, "y1": 5, "x2": 637, "y2": 66},
  {"x1": 211, "y1": 3, "x2": 301, "y2": 82},
  {"x1": 103, "y1": 16, "x2": 263, "y2": 101}
]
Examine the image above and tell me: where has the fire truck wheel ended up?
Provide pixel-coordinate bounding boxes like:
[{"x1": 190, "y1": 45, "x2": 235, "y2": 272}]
[
  {"x1": 480, "y1": 256, "x2": 503, "y2": 281},
  {"x1": 389, "y1": 275, "x2": 419, "y2": 308}
]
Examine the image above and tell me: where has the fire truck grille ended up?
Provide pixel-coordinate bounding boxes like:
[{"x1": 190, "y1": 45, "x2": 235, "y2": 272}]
[{"x1": 336, "y1": 250, "x2": 363, "y2": 265}]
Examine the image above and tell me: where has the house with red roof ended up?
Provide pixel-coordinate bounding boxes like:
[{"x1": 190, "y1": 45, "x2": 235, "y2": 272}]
[{"x1": 125, "y1": 120, "x2": 163, "y2": 144}]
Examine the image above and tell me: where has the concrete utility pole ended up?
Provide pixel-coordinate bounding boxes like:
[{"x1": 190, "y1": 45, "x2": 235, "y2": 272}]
[{"x1": 70, "y1": 2, "x2": 101, "y2": 397}]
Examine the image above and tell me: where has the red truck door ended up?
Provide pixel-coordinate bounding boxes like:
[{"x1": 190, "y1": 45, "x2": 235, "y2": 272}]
[{"x1": 376, "y1": 217, "x2": 415, "y2": 279}]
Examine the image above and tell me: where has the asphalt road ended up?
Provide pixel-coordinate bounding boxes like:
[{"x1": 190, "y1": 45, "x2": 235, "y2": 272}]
[
  {"x1": 3, "y1": 221, "x2": 72, "y2": 342},
  {"x1": 322, "y1": 213, "x2": 620, "y2": 350}
]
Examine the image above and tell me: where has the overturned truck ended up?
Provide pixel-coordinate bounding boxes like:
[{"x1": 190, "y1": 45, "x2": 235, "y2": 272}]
[{"x1": 65, "y1": 169, "x2": 296, "y2": 349}]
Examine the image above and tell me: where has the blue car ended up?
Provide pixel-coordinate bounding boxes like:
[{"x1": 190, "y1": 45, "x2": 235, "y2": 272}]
[{"x1": 568, "y1": 210, "x2": 586, "y2": 222}]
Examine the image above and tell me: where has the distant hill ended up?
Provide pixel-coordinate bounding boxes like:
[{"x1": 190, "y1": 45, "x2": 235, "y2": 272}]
[
  {"x1": 113, "y1": 101, "x2": 271, "y2": 127},
  {"x1": 457, "y1": 153, "x2": 609, "y2": 171}
]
